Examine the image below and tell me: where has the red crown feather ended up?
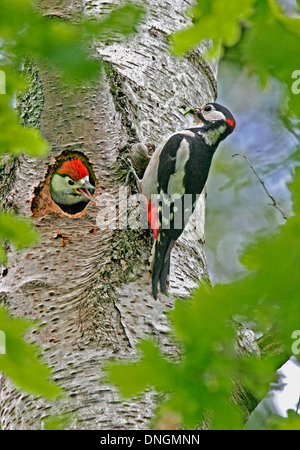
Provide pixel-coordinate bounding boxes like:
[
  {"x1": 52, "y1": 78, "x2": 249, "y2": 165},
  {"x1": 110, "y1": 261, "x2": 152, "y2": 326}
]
[{"x1": 57, "y1": 158, "x2": 89, "y2": 181}]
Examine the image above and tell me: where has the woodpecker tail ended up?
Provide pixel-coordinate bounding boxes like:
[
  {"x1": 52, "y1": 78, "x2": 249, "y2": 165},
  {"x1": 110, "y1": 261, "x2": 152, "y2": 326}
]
[{"x1": 148, "y1": 232, "x2": 175, "y2": 300}]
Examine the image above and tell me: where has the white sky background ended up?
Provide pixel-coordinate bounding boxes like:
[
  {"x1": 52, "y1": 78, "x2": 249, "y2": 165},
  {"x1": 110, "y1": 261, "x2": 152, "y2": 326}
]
[{"x1": 274, "y1": 358, "x2": 300, "y2": 416}]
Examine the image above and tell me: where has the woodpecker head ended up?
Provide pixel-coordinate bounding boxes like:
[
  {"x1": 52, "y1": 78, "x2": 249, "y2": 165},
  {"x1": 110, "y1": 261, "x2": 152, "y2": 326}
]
[
  {"x1": 50, "y1": 158, "x2": 96, "y2": 211},
  {"x1": 192, "y1": 102, "x2": 236, "y2": 133}
]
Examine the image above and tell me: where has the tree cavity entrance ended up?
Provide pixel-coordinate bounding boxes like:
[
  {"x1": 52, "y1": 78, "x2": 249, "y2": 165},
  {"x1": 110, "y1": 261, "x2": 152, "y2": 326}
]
[{"x1": 31, "y1": 151, "x2": 97, "y2": 217}]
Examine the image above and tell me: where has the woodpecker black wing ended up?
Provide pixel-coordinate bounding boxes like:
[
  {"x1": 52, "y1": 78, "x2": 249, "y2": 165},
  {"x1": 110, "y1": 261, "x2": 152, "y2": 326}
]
[
  {"x1": 147, "y1": 103, "x2": 236, "y2": 298},
  {"x1": 150, "y1": 131, "x2": 214, "y2": 299}
]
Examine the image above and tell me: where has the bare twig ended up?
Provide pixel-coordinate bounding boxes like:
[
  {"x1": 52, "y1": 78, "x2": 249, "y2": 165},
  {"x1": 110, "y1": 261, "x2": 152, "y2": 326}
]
[{"x1": 232, "y1": 153, "x2": 288, "y2": 221}]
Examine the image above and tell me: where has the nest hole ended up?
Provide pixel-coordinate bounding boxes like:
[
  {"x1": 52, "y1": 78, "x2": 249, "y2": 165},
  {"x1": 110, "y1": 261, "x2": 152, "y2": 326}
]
[{"x1": 31, "y1": 150, "x2": 97, "y2": 217}]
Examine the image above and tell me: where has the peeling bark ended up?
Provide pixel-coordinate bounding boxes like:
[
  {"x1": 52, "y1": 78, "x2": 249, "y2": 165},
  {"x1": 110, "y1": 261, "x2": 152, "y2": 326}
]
[{"x1": 0, "y1": 0, "x2": 222, "y2": 429}]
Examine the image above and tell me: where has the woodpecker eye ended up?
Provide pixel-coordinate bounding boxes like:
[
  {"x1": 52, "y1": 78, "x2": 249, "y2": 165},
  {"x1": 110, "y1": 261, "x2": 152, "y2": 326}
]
[
  {"x1": 204, "y1": 105, "x2": 212, "y2": 112},
  {"x1": 68, "y1": 179, "x2": 75, "y2": 186}
]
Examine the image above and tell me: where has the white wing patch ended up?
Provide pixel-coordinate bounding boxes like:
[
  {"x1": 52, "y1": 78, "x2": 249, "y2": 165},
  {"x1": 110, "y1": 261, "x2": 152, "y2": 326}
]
[{"x1": 167, "y1": 138, "x2": 190, "y2": 197}]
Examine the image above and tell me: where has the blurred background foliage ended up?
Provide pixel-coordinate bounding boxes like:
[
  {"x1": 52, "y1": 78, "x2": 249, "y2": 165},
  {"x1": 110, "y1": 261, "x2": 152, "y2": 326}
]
[
  {"x1": 0, "y1": 0, "x2": 144, "y2": 409},
  {"x1": 107, "y1": 0, "x2": 300, "y2": 430}
]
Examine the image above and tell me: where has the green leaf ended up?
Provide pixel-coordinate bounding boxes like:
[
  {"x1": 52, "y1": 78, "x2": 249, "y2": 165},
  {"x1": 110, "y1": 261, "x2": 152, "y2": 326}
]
[
  {"x1": 0, "y1": 65, "x2": 49, "y2": 157},
  {"x1": 228, "y1": 0, "x2": 300, "y2": 84},
  {"x1": 0, "y1": 306, "x2": 63, "y2": 398},
  {"x1": 0, "y1": 212, "x2": 39, "y2": 263},
  {"x1": 0, "y1": 245, "x2": 8, "y2": 264},
  {"x1": 83, "y1": 4, "x2": 145, "y2": 38},
  {"x1": 0, "y1": 1, "x2": 144, "y2": 83},
  {"x1": 264, "y1": 410, "x2": 300, "y2": 430},
  {"x1": 42, "y1": 413, "x2": 72, "y2": 430},
  {"x1": 171, "y1": 0, "x2": 300, "y2": 124},
  {"x1": 170, "y1": 0, "x2": 255, "y2": 55},
  {"x1": 107, "y1": 339, "x2": 176, "y2": 398},
  {"x1": 0, "y1": 107, "x2": 49, "y2": 156},
  {"x1": 0, "y1": 212, "x2": 39, "y2": 250}
]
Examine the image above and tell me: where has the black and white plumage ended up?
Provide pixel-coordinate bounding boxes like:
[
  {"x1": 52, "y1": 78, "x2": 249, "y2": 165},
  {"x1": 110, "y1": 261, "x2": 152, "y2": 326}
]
[{"x1": 140, "y1": 102, "x2": 236, "y2": 299}]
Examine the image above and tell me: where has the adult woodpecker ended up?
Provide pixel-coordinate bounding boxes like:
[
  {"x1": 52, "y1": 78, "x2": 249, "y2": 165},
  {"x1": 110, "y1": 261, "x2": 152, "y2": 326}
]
[
  {"x1": 50, "y1": 158, "x2": 96, "y2": 213},
  {"x1": 139, "y1": 102, "x2": 235, "y2": 299}
]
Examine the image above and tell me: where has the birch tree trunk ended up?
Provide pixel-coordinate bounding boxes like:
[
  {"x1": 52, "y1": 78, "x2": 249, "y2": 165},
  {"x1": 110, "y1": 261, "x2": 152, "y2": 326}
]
[{"x1": 0, "y1": 0, "x2": 219, "y2": 429}]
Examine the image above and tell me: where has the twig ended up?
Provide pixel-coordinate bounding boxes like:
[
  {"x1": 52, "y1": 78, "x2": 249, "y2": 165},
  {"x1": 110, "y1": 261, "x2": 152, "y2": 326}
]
[
  {"x1": 296, "y1": 395, "x2": 300, "y2": 415},
  {"x1": 232, "y1": 153, "x2": 288, "y2": 220}
]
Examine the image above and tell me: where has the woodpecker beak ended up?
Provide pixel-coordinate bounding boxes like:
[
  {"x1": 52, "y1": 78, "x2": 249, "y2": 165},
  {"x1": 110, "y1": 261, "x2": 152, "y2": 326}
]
[
  {"x1": 191, "y1": 108, "x2": 206, "y2": 125},
  {"x1": 76, "y1": 181, "x2": 96, "y2": 204}
]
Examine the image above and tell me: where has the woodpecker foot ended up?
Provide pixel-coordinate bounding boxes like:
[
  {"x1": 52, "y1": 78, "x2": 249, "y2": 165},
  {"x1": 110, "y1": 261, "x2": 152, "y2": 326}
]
[
  {"x1": 160, "y1": 287, "x2": 170, "y2": 297},
  {"x1": 151, "y1": 286, "x2": 169, "y2": 300}
]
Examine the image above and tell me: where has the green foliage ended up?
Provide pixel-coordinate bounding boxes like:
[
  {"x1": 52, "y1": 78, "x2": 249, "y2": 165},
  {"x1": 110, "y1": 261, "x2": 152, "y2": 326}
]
[
  {"x1": 0, "y1": 212, "x2": 39, "y2": 263},
  {"x1": 266, "y1": 410, "x2": 300, "y2": 430},
  {"x1": 107, "y1": 168, "x2": 300, "y2": 429},
  {"x1": 247, "y1": 408, "x2": 300, "y2": 430},
  {"x1": 0, "y1": 101, "x2": 48, "y2": 157},
  {"x1": 0, "y1": 306, "x2": 63, "y2": 398},
  {"x1": 83, "y1": 4, "x2": 145, "y2": 41},
  {"x1": 42, "y1": 413, "x2": 72, "y2": 430},
  {"x1": 170, "y1": 0, "x2": 254, "y2": 57},
  {"x1": 1, "y1": 1, "x2": 144, "y2": 82},
  {"x1": 0, "y1": 66, "x2": 49, "y2": 157},
  {"x1": 171, "y1": 0, "x2": 300, "y2": 120}
]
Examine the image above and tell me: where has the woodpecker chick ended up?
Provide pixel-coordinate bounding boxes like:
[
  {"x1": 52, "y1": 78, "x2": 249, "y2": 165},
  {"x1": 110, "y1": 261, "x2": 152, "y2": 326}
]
[
  {"x1": 141, "y1": 102, "x2": 236, "y2": 299},
  {"x1": 50, "y1": 158, "x2": 96, "y2": 214}
]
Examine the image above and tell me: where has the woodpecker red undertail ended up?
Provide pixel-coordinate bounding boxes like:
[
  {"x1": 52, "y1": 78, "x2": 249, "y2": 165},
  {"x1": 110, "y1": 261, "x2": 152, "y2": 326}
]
[{"x1": 137, "y1": 102, "x2": 236, "y2": 299}]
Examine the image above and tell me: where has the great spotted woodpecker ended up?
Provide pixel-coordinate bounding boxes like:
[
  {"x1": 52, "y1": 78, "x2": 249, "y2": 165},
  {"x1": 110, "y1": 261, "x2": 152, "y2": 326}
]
[
  {"x1": 139, "y1": 102, "x2": 236, "y2": 299},
  {"x1": 50, "y1": 158, "x2": 96, "y2": 213}
]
